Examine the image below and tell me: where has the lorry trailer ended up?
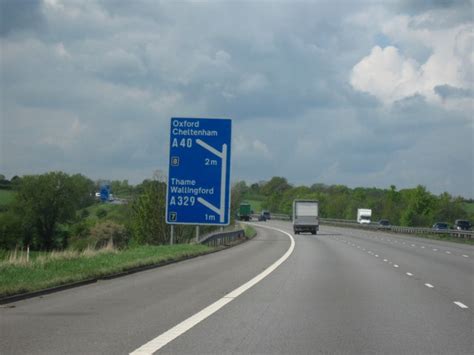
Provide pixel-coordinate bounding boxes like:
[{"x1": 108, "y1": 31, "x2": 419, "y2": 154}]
[
  {"x1": 293, "y1": 200, "x2": 319, "y2": 234},
  {"x1": 357, "y1": 208, "x2": 372, "y2": 224}
]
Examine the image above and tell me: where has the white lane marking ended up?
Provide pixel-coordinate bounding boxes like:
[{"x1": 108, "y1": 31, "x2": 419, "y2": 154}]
[
  {"x1": 433, "y1": 249, "x2": 438, "y2": 251},
  {"x1": 462, "y1": 255, "x2": 469, "y2": 258},
  {"x1": 383, "y1": 259, "x2": 388, "y2": 262},
  {"x1": 362, "y1": 248, "x2": 366, "y2": 251},
  {"x1": 421, "y1": 246, "x2": 425, "y2": 249},
  {"x1": 406, "y1": 272, "x2": 413, "y2": 276},
  {"x1": 453, "y1": 302, "x2": 469, "y2": 309},
  {"x1": 411, "y1": 244, "x2": 415, "y2": 247},
  {"x1": 375, "y1": 255, "x2": 379, "y2": 258},
  {"x1": 445, "y1": 251, "x2": 451, "y2": 254},
  {"x1": 130, "y1": 224, "x2": 295, "y2": 355},
  {"x1": 425, "y1": 283, "x2": 434, "y2": 288},
  {"x1": 394, "y1": 264, "x2": 399, "y2": 268}
]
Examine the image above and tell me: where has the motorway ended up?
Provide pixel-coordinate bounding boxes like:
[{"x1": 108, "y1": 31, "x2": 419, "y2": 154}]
[{"x1": 1, "y1": 221, "x2": 473, "y2": 354}]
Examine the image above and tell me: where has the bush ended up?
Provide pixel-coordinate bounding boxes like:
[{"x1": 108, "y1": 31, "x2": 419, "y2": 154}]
[
  {"x1": 80, "y1": 209, "x2": 90, "y2": 219},
  {"x1": 0, "y1": 212, "x2": 23, "y2": 249},
  {"x1": 89, "y1": 221, "x2": 129, "y2": 249},
  {"x1": 96, "y1": 208, "x2": 108, "y2": 219}
]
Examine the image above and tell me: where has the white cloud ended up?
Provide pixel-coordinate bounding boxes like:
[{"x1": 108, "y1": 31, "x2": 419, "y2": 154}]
[
  {"x1": 351, "y1": 46, "x2": 422, "y2": 104},
  {"x1": 351, "y1": 13, "x2": 473, "y2": 108}
]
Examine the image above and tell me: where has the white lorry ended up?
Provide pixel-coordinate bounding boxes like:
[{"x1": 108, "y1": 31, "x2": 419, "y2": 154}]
[
  {"x1": 293, "y1": 200, "x2": 319, "y2": 234},
  {"x1": 357, "y1": 208, "x2": 372, "y2": 224}
]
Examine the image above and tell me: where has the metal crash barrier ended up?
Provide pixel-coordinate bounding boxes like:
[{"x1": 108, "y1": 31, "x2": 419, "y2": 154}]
[{"x1": 199, "y1": 229, "x2": 246, "y2": 247}]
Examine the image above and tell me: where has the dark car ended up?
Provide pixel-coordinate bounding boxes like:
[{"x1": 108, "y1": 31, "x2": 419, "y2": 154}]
[
  {"x1": 377, "y1": 219, "x2": 391, "y2": 229},
  {"x1": 261, "y1": 210, "x2": 271, "y2": 220},
  {"x1": 432, "y1": 222, "x2": 449, "y2": 231},
  {"x1": 454, "y1": 219, "x2": 471, "y2": 231}
]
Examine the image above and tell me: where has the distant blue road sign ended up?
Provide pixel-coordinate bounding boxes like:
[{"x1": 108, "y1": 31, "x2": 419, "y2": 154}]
[
  {"x1": 100, "y1": 184, "x2": 110, "y2": 202},
  {"x1": 166, "y1": 117, "x2": 232, "y2": 225}
]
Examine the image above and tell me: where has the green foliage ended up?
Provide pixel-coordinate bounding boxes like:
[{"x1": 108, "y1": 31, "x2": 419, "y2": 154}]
[
  {"x1": 0, "y1": 212, "x2": 24, "y2": 249},
  {"x1": 0, "y1": 244, "x2": 212, "y2": 297},
  {"x1": 0, "y1": 190, "x2": 15, "y2": 206},
  {"x1": 13, "y1": 172, "x2": 94, "y2": 250},
  {"x1": 248, "y1": 178, "x2": 471, "y2": 228},
  {"x1": 96, "y1": 208, "x2": 108, "y2": 219},
  {"x1": 129, "y1": 180, "x2": 169, "y2": 245},
  {"x1": 88, "y1": 221, "x2": 129, "y2": 249}
]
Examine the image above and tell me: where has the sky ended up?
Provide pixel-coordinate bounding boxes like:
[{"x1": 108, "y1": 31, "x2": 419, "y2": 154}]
[{"x1": 1, "y1": 0, "x2": 473, "y2": 197}]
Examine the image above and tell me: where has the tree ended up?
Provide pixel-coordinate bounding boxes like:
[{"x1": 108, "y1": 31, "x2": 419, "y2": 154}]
[
  {"x1": 14, "y1": 172, "x2": 90, "y2": 250},
  {"x1": 400, "y1": 185, "x2": 435, "y2": 226},
  {"x1": 129, "y1": 180, "x2": 169, "y2": 245}
]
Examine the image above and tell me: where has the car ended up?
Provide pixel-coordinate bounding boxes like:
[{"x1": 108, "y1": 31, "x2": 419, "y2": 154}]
[
  {"x1": 377, "y1": 219, "x2": 391, "y2": 229},
  {"x1": 454, "y1": 219, "x2": 471, "y2": 231},
  {"x1": 261, "y1": 210, "x2": 271, "y2": 220},
  {"x1": 432, "y1": 222, "x2": 449, "y2": 231}
]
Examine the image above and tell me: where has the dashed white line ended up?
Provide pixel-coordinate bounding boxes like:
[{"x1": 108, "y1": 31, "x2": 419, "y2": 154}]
[
  {"x1": 445, "y1": 251, "x2": 451, "y2": 254},
  {"x1": 462, "y1": 255, "x2": 469, "y2": 258},
  {"x1": 375, "y1": 255, "x2": 379, "y2": 257},
  {"x1": 425, "y1": 283, "x2": 434, "y2": 288},
  {"x1": 411, "y1": 244, "x2": 415, "y2": 247},
  {"x1": 406, "y1": 272, "x2": 413, "y2": 276},
  {"x1": 383, "y1": 259, "x2": 388, "y2": 262},
  {"x1": 394, "y1": 264, "x2": 399, "y2": 268},
  {"x1": 433, "y1": 249, "x2": 438, "y2": 251},
  {"x1": 421, "y1": 246, "x2": 425, "y2": 249},
  {"x1": 453, "y1": 301, "x2": 469, "y2": 309}
]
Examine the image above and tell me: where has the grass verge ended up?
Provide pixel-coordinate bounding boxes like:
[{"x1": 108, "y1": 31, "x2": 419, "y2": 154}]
[
  {"x1": 409, "y1": 232, "x2": 474, "y2": 245},
  {"x1": 0, "y1": 244, "x2": 212, "y2": 298},
  {"x1": 244, "y1": 225, "x2": 257, "y2": 239}
]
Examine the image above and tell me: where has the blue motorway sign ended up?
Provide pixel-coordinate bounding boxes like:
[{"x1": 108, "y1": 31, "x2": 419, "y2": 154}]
[
  {"x1": 100, "y1": 183, "x2": 110, "y2": 202},
  {"x1": 166, "y1": 117, "x2": 232, "y2": 225}
]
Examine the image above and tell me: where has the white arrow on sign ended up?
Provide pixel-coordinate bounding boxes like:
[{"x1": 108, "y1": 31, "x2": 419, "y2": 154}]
[{"x1": 196, "y1": 139, "x2": 227, "y2": 223}]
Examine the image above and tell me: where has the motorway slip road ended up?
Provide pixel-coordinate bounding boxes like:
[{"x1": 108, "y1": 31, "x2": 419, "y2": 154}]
[{"x1": 1, "y1": 221, "x2": 472, "y2": 354}]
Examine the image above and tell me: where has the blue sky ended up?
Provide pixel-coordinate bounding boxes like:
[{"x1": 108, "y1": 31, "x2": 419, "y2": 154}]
[{"x1": 1, "y1": 0, "x2": 473, "y2": 197}]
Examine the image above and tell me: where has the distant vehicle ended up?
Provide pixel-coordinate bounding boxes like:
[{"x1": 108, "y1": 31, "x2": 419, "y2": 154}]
[
  {"x1": 377, "y1": 219, "x2": 391, "y2": 229},
  {"x1": 454, "y1": 219, "x2": 471, "y2": 231},
  {"x1": 261, "y1": 210, "x2": 271, "y2": 220},
  {"x1": 432, "y1": 222, "x2": 449, "y2": 231},
  {"x1": 238, "y1": 203, "x2": 251, "y2": 221},
  {"x1": 258, "y1": 214, "x2": 266, "y2": 221},
  {"x1": 357, "y1": 208, "x2": 372, "y2": 224},
  {"x1": 293, "y1": 200, "x2": 319, "y2": 235}
]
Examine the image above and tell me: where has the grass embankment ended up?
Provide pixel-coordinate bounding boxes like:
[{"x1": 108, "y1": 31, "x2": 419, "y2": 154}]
[
  {"x1": 0, "y1": 190, "x2": 15, "y2": 206},
  {"x1": 243, "y1": 225, "x2": 257, "y2": 239},
  {"x1": 0, "y1": 244, "x2": 211, "y2": 297}
]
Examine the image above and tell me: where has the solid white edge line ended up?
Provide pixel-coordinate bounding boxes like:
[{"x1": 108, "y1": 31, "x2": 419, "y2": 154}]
[
  {"x1": 130, "y1": 223, "x2": 295, "y2": 355},
  {"x1": 425, "y1": 283, "x2": 434, "y2": 288},
  {"x1": 453, "y1": 301, "x2": 469, "y2": 309}
]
